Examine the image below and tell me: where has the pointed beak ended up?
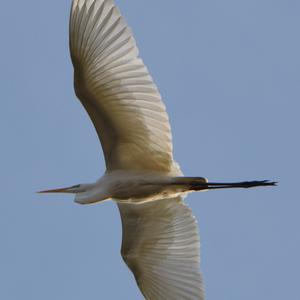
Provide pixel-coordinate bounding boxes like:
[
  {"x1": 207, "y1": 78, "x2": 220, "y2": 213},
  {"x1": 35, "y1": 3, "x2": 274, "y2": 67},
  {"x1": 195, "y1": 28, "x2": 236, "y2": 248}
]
[{"x1": 37, "y1": 186, "x2": 76, "y2": 194}]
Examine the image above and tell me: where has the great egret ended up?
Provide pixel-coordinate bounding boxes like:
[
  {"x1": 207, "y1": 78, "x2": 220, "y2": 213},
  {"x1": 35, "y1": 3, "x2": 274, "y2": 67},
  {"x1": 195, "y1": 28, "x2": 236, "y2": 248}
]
[{"x1": 39, "y1": 0, "x2": 276, "y2": 299}]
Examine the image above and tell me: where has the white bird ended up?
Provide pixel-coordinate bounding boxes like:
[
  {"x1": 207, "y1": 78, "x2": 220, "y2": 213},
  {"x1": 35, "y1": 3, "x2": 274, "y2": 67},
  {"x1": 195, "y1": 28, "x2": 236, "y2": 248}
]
[{"x1": 39, "y1": 0, "x2": 276, "y2": 299}]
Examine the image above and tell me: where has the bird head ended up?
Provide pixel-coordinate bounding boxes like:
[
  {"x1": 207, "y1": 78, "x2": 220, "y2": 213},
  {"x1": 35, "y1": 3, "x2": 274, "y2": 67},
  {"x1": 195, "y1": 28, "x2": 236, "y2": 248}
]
[{"x1": 38, "y1": 184, "x2": 90, "y2": 194}]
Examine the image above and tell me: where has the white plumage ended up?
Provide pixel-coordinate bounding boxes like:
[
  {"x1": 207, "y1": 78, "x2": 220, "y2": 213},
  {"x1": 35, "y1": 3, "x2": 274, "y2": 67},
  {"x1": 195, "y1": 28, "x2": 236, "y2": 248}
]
[
  {"x1": 119, "y1": 197, "x2": 204, "y2": 299},
  {"x1": 70, "y1": 1, "x2": 204, "y2": 298},
  {"x1": 70, "y1": 0, "x2": 174, "y2": 173},
  {"x1": 70, "y1": 0, "x2": 203, "y2": 300},
  {"x1": 40, "y1": 0, "x2": 275, "y2": 299}
]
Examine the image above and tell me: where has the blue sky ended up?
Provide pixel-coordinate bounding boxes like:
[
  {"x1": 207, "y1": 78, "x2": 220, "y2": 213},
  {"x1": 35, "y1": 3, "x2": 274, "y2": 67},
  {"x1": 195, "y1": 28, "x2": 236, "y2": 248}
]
[{"x1": 0, "y1": 1, "x2": 299, "y2": 299}]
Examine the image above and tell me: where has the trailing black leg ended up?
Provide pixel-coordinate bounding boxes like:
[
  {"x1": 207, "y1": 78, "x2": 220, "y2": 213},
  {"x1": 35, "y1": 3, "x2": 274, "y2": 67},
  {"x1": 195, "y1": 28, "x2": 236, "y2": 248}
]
[{"x1": 171, "y1": 177, "x2": 277, "y2": 191}]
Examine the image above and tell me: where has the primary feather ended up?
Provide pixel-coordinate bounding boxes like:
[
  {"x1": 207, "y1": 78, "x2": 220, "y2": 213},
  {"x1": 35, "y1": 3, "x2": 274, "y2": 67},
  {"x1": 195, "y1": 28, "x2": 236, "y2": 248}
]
[
  {"x1": 70, "y1": 0, "x2": 173, "y2": 172},
  {"x1": 119, "y1": 197, "x2": 204, "y2": 300}
]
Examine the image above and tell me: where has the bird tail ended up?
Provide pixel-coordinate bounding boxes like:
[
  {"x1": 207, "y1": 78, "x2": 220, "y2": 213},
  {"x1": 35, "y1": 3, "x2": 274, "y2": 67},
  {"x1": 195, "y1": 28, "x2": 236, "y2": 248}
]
[{"x1": 171, "y1": 177, "x2": 277, "y2": 191}]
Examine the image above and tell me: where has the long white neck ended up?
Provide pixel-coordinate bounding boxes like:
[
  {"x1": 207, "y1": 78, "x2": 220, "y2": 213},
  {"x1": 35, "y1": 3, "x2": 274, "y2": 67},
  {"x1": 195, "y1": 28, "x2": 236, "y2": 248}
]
[{"x1": 74, "y1": 182, "x2": 109, "y2": 205}]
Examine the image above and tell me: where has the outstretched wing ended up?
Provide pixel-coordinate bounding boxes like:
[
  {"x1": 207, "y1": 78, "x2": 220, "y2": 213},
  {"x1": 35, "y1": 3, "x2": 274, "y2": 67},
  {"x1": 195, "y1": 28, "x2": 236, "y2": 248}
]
[
  {"x1": 69, "y1": 0, "x2": 173, "y2": 172},
  {"x1": 118, "y1": 197, "x2": 204, "y2": 300}
]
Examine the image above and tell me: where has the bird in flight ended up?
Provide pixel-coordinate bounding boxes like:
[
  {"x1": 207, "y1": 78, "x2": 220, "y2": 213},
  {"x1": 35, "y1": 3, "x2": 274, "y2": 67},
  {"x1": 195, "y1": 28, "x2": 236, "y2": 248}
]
[{"x1": 39, "y1": 0, "x2": 276, "y2": 299}]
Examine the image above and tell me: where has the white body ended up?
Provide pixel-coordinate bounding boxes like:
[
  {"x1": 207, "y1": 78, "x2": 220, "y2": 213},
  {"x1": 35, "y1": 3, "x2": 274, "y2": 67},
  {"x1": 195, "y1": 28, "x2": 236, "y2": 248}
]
[{"x1": 75, "y1": 170, "x2": 191, "y2": 204}]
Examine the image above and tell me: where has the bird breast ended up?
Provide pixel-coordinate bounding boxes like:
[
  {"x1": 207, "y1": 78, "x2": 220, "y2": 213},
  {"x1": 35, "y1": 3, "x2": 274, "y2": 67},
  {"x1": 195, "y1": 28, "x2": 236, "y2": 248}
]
[{"x1": 101, "y1": 170, "x2": 186, "y2": 204}]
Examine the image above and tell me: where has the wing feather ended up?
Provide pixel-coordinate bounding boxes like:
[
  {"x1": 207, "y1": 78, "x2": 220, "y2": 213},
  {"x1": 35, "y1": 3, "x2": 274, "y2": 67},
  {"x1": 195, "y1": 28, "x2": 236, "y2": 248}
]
[
  {"x1": 70, "y1": 0, "x2": 173, "y2": 172},
  {"x1": 118, "y1": 197, "x2": 204, "y2": 300}
]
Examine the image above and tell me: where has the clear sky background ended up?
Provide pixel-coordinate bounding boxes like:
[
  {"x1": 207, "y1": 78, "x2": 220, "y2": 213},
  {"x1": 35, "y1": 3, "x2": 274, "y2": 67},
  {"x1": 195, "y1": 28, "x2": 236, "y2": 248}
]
[{"x1": 0, "y1": 1, "x2": 299, "y2": 299}]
